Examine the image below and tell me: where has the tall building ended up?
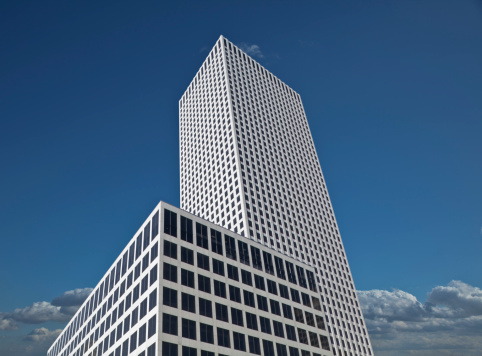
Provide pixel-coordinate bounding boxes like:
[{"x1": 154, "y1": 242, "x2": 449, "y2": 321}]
[{"x1": 180, "y1": 36, "x2": 373, "y2": 356}]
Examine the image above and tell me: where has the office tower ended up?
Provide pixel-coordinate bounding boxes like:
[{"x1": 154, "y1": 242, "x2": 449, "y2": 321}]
[
  {"x1": 48, "y1": 202, "x2": 333, "y2": 356},
  {"x1": 180, "y1": 36, "x2": 373, "y2": 356}
]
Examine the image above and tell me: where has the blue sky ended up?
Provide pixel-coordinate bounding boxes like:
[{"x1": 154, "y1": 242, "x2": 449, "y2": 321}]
[{"x1": 0, "y1": 1, "x2": 481, "y2": 355}]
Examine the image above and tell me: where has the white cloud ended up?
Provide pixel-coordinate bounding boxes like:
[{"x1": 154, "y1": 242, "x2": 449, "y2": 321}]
[
  {"x1": 24, "y1": 327, "x2": 62, "y2": 342},
  {"x1": 51, "y1": 288, "x2": 93, "y2": 307},
  {"x1": 358, "y1": 281, "x2": 482, "y2": 355},
  {"x1": 238, "y1": 43, "x2": 264, "y2": 58}
]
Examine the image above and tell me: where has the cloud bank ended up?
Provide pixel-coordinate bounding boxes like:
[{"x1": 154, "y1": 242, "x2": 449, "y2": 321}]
[
  {"x1": 238, "y1": 43, "x2": 264, "y2": 58},
  {"x1": 359, "y1": 280, "x2": 482, "y2": 355}
]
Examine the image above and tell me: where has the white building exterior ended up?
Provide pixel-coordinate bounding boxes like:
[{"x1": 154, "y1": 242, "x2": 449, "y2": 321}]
[
  {"x1": 48, "y1": 202, "x2": 333, "y2": 356},
  {"x1": 180, "y1": 36, "x2": 373, "y2": 356}
]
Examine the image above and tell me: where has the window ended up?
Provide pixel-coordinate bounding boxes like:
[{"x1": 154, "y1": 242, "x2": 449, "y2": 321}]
[
  {"x1": 164, "y1": 209, "x2": 177, "y2": 237},
  {"x1": 316, "y1": 315, "x2": 325, "y2": 330},
  {"x1": 282, "y1": 303, "x2": 293, "y2": 319},
  {"x1": 163, "y1": 287, "x2": 177, "y2": 308},
  {"x1": 214, "y1": 280, "x2": 226, "y2": 298},
  {"x1": 231, "y1": 307, "x2": 244, "y2": 326},
  {"x1": 289, "y1": 347, "x2": 300, "y2": 356},
  {"x1": 305, "y1": 312, "x2": 315, "y2": 327},
  {"x1": 296, "y1": 266, "x2": 307, "y2": 288},
  {"x1": 248, "y1": 336, "x2": 261, "y2": 355},
  {"x1": 227, "y1": 264, "x2": 239, "y2": 281},
  {"x1": 181, "y1": 269, "x2": 194, "y2": 288},
  {"x1": 312, "y1": 297, "x2": 322, "y2": 311},
  {"x1": 150, "y1": 265, "x2": 157, "y2": 285},
  {"x1": 197, "y1": 253, "x2": 210, "y2": 271},
  {"x1": 267, "y1": 279, "x2": 277, "y2": 295},
  {"x1": 199, "y1": 297, "x2": 212, "y2": 317},
  {"x1": 217, "y1": 327, "x2": 230, "y2": 348},
  {"x1": 201, "y1": 352, "x2": 214, "y2": 356},
  {"x1": 273, "y1": 320, "x2": 284, "y2": 337},
  {"x1": 152, "y1": 210, "x2": 159, "y2": 238},
  {"x1": 181, "y1": 247, "x2": 194, "y2": 265},
  {"x1": 254, "y1": 275, "x2": 265, "y2": 290},
  {"x1": 286, "y1": 261, "x2": 297, "y2": 284},
  {"x1": 200, "y1": 323, "x2": 214, "y2": 344},
  {"x1": 291, "y1": 288, "x2": 301, "y2": 303},
  {"x1": 182, "y1": 318, "x2": 196, "y2": 340},
  {"x1": 297, "y1": 328, "x2": 308, "y2": 344},
  {"x1": 211, "y1": 229, "x2": 223, "y2": 255},
  {"x1": 238, "y1": 240, "x2": 250, "y2": 265},
  {"x1": 129, "y1": 331, "x2": 137, "y2": 352},
  {"x1": 143, "y1": 223, "x2": 151, "y2": 250},
  {"x1": 224, "y1": 234, "x2": 237, "y2": 260},
  {"x1": 233, "y1": 332, "x2": 246, "y2": 351},
  {"x1": 277, "y1": 343, "x2": 288, "y2": 356},
  {"x1": 270, "y1": 299, "x2": 281, "y2": 315},
  {"x1": 142, "y1": 254, "x2": 150, "y2": 272},
  {"x1": 212, "y1": 259, "x2": 225, "y2": 276},
  {"x1": 196, "y1": 223, "x2": 208, "y2": 249},
  {"x1": 182, "y1": 346, "x2": 196, "y2": 356},
  {"x1": 163, "y1": 263, "x2": 177, "y2": 282},
  {"x1": 294, "y1": 307, "x2": 304, "y2": 323},
  {"x1": 148, "y1": 315, "x2": 156, "y2": 338},
  {"x1": 246, "y1": 312, "x2": 258, "y2": 330},
  {"x1": 164, "y1": 240, "x2": 177, "y2": 259},
  {"x1": 306, "y1": 270, "x2": 317, "y2": 291},
  {"x1": 162, "y1": 313, "x2": 177, "y2": 335},
  {"x1": 241, "y1": 269, "x2": 252, "y2": 286},
  {"x1": 180, "y1": 216, "x2": 193, "y2": 243},
  {"x1": 150, "y1": 242, "x2": 158, "y2": 262},
  {"x1": 279, "y1": 284, "x2": 289, "y2": 299},
  {"x1": 149, "y1": 289, "x2": 157, "y2": 310},
  {"x1": 320, "y1": 335, "x2": 330, "y2": 350},
  {"x1": 162, "y1": 342, "x2": 178, "y2": 356},
  {"x1": 301, "y1": 292, "x2": 311, "y2": 307},
  {"x1": 286, "y1": 325, "x2": 297, "y2": 341},
  {"x1": 251, "y1": 246, "x2": 262, "y2": 270},
  {"x1": 263, "y1": 251, "x2": 274, "y2": 275},
  {"x1": 257, "y1": 295, "x2": 268, "y2": 311},
  {"x1": 229, "y1": 285, "x2": 241, "y2": 303},
  {"x1": 309, "y1": 331, "x2": 319, "y2": 347},
  {"x1": 215, "y1": 303, "x2": 228, "y2": 322},
  {"x1": 260, "y1": 316, "x2": 271, "y2": 334},
  {"x1": 140, "y1": 298, "x2": 147, "y2": 319},
  {"x1": 182, "y1": 292, "x2": 196, "y2": 313},
  {"x1": 131, "y1": 307, "x2": 138, "y2": 327},
  {"x1": 198, "y1": 275, "x2": 211, "y2": 293},
  {"x1": 262, "y1": 340, "x2": 275, "y2": 356},
  {"x1": 243, "y1": 290, "x2": 255, "y2": 307}
]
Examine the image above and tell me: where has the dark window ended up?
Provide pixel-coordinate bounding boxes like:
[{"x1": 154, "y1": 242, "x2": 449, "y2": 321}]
[
  {"x1": 164, "y1": 240, "x2": 177, "y2": 259},
  {"x1": 211, "y1": 229, "x2": 223, "y2": 255},
  {"x1": 215, "y1": 302, "x2": 229, "y2": 322},
  {"x1": 286, "y1": 325, "x2": 297, "y2": 341},
  {"x1": 164, "y1": 209, "x2": 177, "y2": 237},
  {"x1": 163, "y1": 263, "x2": 177, "y2": 282},
  {"x1": 201, "y1": 352, "x2": 214, "y2": 356},
  {"x1": 320, "y1": 335, "x2": 330, "y2": 350},
  {"x1": 198, "y1": 275, "x2": 211, "y2": 293},
  {"x1": 182, "y1": 346, "x2": 196, "y2": 356},
  {"x1": 139, "y1": 323, "x2": 146, "y2": 345},
  {"x1": 229, "y1": 285, "x2": 241, "y2": 303},
  {"x1": 260, "y1": 316, "x2": 271, "y2": 334},
  {"x1": 312, "y1": 297, "x2": 322, "y2": 311},
  {"x1": 309, "y1": 331, "x2": 319, "y2": 347},
  {"x1": 301, "y1": 292, "x2": 311, "y2": 307},
  {"x1": 294, "y1": 307, "x2": 304, "y2": 323},
  {"x1": 181, "y1": 247, "x2": 194, "y2": 265},
  {"x1": 238, "y1": 240, "x2": 250, "y2": 265},
  {"x1": 277, "y1": 343, "x2": 288, "y2": 356},
  {"x1": 142, "y1": 253, "x2": 150, "y2": 272},
  {"x1": 248, "y1": 336, "x2": 261, "y2": 355},
  {"x1": 227, "y1": 264, "x2": 239, "y2": 281},
  {"x1": 263, "y1": 251, "x2": 274, "y2": 275},
  {"x1": 182, "y1": 318, "x2": 196, "y2": 340},
  {"x1": 243, "y1": 290, "x2": 255, "y2": 307},
  {"x1": 162, "y1": 313, "x2": 177, "y2": 335},
  {"x1": 163, "y1": 287, "x2": 177, "y2": 308},
  {"x1": 246, "y1": 312, "x2": 258, "y2": 330},
  {"x1": 316, "y1": 315, "x2": 326, "y2": 330},
  {"x1": 291, "y1": 288, "x2": 301, "y2": 303},
  {"x1": 150, "y1": 264, "x2": 158, "y2": 285},
  {"x1": 282, "y1": 303, "x2": 293, "y2": 319},
  {"x1": 162, "y1": 342, "x2": 178, "y2": 356},
  {"x1": 231, "y1": 307, "x2": 244, "y2": 326},
  {"x1": 214, "y1": 280, "x2": 226, "y2": 298},
  {"x1": 121, "y1": 251, "x2": 128, "y2": 276},
  {"x1": 148, "y1": 315, "x2": 156, "y2": 338},
  {"x1": 197, "y1": 253, "x2": 210, "y2": 271},
  {"x1": 141, "y1": 275, "x2": 148, "y2": 294},
  {"x1": 199, "y1": 297, "x2": 212, "y2": 317},
  {"x1": 136, "y1": 233, "x2": 142, "y2": 259},
  {"x1": 140, "y1": 298, "x2": 147, "y2": 319},
  {"x1": 273, "y1": 320, "x2": 284, "y2": 337},
  {"x1": 297, "y1": 328, "x2": 308, "y2": 344},
  {"x1": 131, "y1": 307, "x2": 138, "y2": 326},
  {"x1": 147, "y1": 344, "x2": 155, "y2": 356},
  {"x1": 180, "y1": 216, "x2": 193, "y2": 243},
  {"x1": 262, "y1": 339, "x2": 275, "y2": 356},
  {"x1": 224, "y1": 234, "x2": 237, "y2": 260},
  {"x1": 217, "y1": 327, "x2": 230, "y2": 348},
  {"x1": 251, "y1": 246, "x2": 262, "y2": 270},
  {"x1": 128, "y1": 242, "x2": 135, "y2": 268},
  {"x1": 289, "y1": 347, "x2": 300, "y2": 356},
  {"x1": 305, "y1": 311, "x2": 315, "y2": 327},
  {"x1": 212, "y1": 259, "x2": 225, "y2": 276},
  {"x1": 182, "y1": 292, "x2": 196, "y2": 313},
  {"x1": 129, "y1": 331, "x2": 137, "y2": 352},
  {"x1": 150, "y1": 242, "x2": 158, "y2": 262},
  {"x1": 241, "y1": 269, "x2": 252, "y2": 286},
  {"x1": 143, "y1": 223, "x2": 151, "y2": 250},
  {"x1": 306, "y1": 270, "x2": 317, "y2": 292},
  {"x1": 149, "y1": 289, "x2": 157, "y2": 310},
  {"x1": 267, "y1": 279, "x2": 277, "y2": 295},
  {"x1": 152, "y1": 211, "x2": 159, "y2": 238},
  {"x1": 200, "y1": 323, "x2": 214, "y2": 344},
  {"x1": 257, "y1": 295, "x2": 268, "y2": 311},
  {"x1": 181, "y1": 269, "x2": 194, "y2": 288},
  {"x1": 296, "y1": 266, "x2": 307, "y2": 288},
  {"x1": 270, "y1": 299, "x2": 281, "y2": 315},
  {"x1": 233, "y1": 332, "x2": 246, "y2": 351},
  {"x1": 254, "y1": 275, "x2": 265, "y2": 290},
  {"x1": 279, "y1": 284, "x2": 289, "y2": 299},
  {"x1": 286, "y1": 261, "x2": 297, "y2": 284},
  {"x1": 196, "y1": 223, "x2": 208, "y2": 249}
]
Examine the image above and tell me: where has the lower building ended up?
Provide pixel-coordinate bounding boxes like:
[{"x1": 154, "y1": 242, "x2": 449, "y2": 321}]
[{"x1": 48, "y1": 201, "x2": 333, "y2": 356}]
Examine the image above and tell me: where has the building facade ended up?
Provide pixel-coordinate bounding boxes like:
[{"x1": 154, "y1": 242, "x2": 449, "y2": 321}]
[
  {"x1": 48, "y1": 202, "x2": 333, "y2": 356},
  {"x1": 180, "y1": 36, "x2": 373, "y2": 356}
]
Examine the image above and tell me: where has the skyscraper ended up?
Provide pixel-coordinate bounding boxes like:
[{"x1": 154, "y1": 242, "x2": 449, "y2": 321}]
[{"x1": 180, "y1": 36, "x2": 373, "y2": 356}]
